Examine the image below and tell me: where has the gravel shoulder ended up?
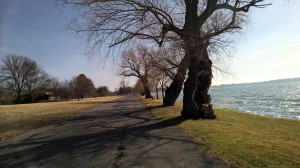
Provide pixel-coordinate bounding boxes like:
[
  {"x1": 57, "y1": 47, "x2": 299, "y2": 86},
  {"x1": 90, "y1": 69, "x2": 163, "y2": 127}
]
[{"x1": 0, "y1": 94, "x2": 228, "y2": 168}]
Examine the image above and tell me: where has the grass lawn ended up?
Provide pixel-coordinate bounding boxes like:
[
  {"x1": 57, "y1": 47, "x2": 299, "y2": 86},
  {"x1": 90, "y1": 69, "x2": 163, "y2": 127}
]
[
  {"x1": 143, "y1": 99, "x2": 300, "y2": 168},
  {"x1": 0, "y1": 96, "x2": 121, "y2": 141}
]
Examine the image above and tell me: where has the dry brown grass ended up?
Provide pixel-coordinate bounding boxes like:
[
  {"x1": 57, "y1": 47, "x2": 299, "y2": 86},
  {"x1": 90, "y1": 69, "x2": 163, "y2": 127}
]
[{"x1": 0, "y1": 96, "x2": 121, "y2": 141}]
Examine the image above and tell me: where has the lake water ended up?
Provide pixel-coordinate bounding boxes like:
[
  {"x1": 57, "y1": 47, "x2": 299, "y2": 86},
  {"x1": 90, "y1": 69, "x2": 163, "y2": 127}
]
[{"x1": 173, "y1": 78, "x2": 300, "y2": 120}]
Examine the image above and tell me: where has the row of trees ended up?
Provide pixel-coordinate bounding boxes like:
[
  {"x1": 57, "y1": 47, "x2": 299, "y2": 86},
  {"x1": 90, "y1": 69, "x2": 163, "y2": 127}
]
[
  {"x1": 120, "y1": 45, "x2": 174, "y2": 100},
  {"x1": 0, "y1": 55, "x2": 51, "y2": 104},
  {"x1": 61, "y1": 0, "x2": 270, "y2": 119},
  {"x1": 0, "y1": 54, "x2": 108, "y2": 104}
]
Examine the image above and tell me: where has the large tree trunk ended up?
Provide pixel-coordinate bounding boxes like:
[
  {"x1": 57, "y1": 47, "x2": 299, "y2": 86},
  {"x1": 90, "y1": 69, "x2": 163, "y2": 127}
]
[
  {"x1": 17, "y1": 92, "x2": 22, "y2": 104},
  {"x1": 162, "y1": 0, "x2": 198, "y2": 106},
  {"x1": 155, "y1": 86, "x2": 159, "y2": 99},
  {"x1": 144, "y1": 86, "x2": 152, "y2": 99},
  {"x1": 31, "y1": 94, "x2": 34, "y2": 103},
  {"x1": 142, "y1": 77, "x2": 153, "y2": 99},
  {"x1": 163, "y1": 55, "x2": 189, "y2": 106},
  {"x1": 161, "y1": 85, "x2": 165, "y2": 100},
  {"x1": 181, "y1": 47, "x2": 216, "y2": 119},
  {"x1": 163, "y1": 79, "x2": 183, "y2": 106}
]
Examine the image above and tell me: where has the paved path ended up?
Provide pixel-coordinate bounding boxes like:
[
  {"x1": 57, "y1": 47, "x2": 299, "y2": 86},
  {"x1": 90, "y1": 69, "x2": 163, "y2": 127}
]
[{"x1": 0, "y1": 95, "x2": 227, "y2": 168}]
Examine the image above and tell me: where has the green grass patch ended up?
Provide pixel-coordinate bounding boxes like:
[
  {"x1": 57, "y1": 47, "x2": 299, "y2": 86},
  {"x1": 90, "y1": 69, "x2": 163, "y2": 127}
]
[
  {"x1": 0, "y1": 96, "x2": 121, "y2": 141},
  {"x1": 143, "y1": 99, "x2": 300, "y2": 168}
]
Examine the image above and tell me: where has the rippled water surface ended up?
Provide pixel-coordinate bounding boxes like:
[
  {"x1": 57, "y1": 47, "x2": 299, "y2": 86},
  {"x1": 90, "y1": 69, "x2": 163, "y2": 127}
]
[{"x1": 208, "y1": 78, "x2": 300, "y2": 120}]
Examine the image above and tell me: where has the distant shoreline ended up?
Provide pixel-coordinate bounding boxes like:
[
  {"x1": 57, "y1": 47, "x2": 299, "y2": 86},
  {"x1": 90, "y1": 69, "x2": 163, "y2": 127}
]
[{"x1": 212, "y1": 77, "x2": 300, "y2": 87}]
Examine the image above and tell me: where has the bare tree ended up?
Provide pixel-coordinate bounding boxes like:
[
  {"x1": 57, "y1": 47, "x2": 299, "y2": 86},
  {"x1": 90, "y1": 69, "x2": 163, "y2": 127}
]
[
  {"x1": 159, "y1": 73, "x2": 171, "y2": 100},
  {"x1": 47, "y1": 77, "x2": 62, "y2": 101},
  {"x1": 61, "y1": 0, "x2": 270, "y2": 119},
  {"x1": 118, "y1": 79, "x2": 132, "y2": 96},
  {"x1": 26, "y1": 67, "x2": 49, "y2": 103},
  {"x1": 73, "y1": 74, "x2": 96, "y2": 100},
  {"x1": 0, "y1": 83, "x2": 3, "y2": 104},
  {"x1": 119, "y1": 45, "x2": 153, "y2": 99},
  {"x1": 0, "y1": 55, "x2": 39, "y2": 103},
  {"x1": 149, "y1": 67, "x2": 171, "y2": 100},
  {"x1": 0, "y1": 85, "x2": 15, "y2": 105},
  {"x1": 148, "y1": 45, "x2": 185, "y2": 100},
  {"x1": 119, "y1": 79, "x2": 127, "y2": 96},
  {"x1": 134, "y1": 79, "x2": 144, "y2": 95},
  {"x1": 149, "y1": 70, "x2": 160, "y2": 100},
  {"x1": 150, "y1": 44, "x2": 185, "y2": 80},
  {"x1": 97, "y1": 86, "x2": 109, "y2": 97},
  {"x1": 61, "y1": 79, "x2": 74, "y2": 101}
]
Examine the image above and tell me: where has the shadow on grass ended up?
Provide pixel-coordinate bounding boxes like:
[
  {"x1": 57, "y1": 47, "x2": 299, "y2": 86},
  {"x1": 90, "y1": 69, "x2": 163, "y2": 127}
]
[
  {"x1": 147, "y1": 104, "x2": 187, "y2": 126},
  {"x1": 147, "y1": 104, "x2": 165, "y2": 110},
  {"x1": 160, "y1": 116, "x2": 187, "y2": 127}
]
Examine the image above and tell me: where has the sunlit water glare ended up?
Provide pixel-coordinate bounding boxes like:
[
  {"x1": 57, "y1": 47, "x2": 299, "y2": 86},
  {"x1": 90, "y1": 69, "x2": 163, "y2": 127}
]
[{"x1": 208, "y1": 78, "x2": 300, "y2": 120}]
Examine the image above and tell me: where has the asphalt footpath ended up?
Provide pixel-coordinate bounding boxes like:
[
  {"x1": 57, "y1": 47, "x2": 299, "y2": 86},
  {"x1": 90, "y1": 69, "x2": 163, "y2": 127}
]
[{"x1": 0, "y1": 94, "x2": 228, "y2": 168}]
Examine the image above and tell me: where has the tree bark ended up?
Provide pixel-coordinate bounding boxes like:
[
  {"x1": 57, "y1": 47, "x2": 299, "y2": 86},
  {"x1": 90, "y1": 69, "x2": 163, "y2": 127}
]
[
  {"x1": 181, "y1": 47, "x2": 216, "y2": 119},
  {"x1": 17, "y1": 92, "x2": 22, "y2": 104},
  {"x1": 161, "y1": 85, "x2": 165, "y2": 100},
  {"x1": 162, "y1": 0, "x2": 199, "y2": 107},
  {"x1": 163, "y1": 55, "x2": 189, "y2": 106},
  {"x1": 142, "y1": 77, "x2": 153, "y2": 99},
  {"x1": 31, "y1": 94, "x2": 34, "y2": 103},
  {"x1": 155, "y1": 86, "x2": 159, "y2": 99},
  {"x1": 144, "y1": 86, "x2": 152, "y2": 99}
]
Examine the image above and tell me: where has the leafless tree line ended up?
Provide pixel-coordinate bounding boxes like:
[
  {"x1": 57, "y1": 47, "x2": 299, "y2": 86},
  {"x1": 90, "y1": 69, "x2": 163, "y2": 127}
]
[
  {"x1": 119, "y1": 44, "x2": 180, "y2": 100},
  {"x1": 0, "y1": 54, "x2": 101, "y2": 104}
]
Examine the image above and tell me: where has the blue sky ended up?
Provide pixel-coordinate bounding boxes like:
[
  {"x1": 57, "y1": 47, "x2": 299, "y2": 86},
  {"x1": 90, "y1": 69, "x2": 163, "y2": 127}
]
[
  {"x1": 0, "y1": 0, "x2": 123, "y2": 90},
  {"x1": 0, "y1": 0, "x2": 299, "y2": 90},
  {"x1": 214, "y1": 0, "x2": 300, "y2": 84}
]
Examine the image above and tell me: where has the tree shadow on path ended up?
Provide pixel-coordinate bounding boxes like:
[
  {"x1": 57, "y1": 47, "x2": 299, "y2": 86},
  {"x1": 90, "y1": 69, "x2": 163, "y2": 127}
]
[{"x1": 0, "y1": 95, "x2": 226, "y2": 168}]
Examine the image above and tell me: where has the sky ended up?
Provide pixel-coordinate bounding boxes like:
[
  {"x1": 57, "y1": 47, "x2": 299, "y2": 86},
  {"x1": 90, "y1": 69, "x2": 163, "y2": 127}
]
[
  {"x1": 0, "y1": 0, "x2": 299, "y2": 90},
  {"x1": 214, "y1": 0, "x2": 300, "y2": 84}
]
